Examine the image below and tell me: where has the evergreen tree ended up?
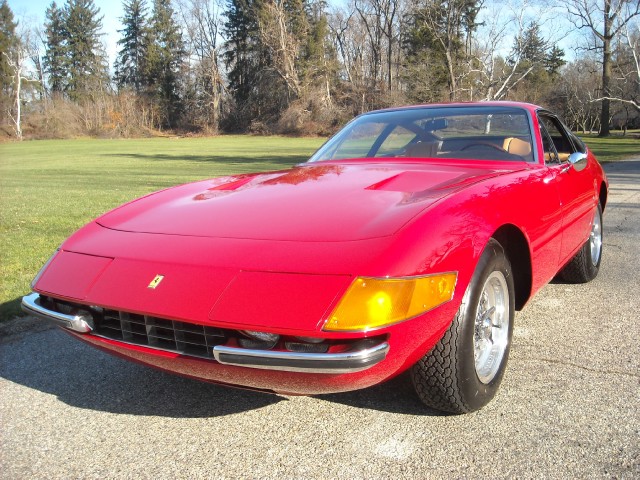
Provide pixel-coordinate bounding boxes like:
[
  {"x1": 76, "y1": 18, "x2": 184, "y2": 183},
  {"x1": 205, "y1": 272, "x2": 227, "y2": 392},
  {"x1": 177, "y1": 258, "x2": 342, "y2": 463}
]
[
  {"x1": 301, "y1": 0, "x2": 327, "y2": 69},
  {"x1": 545, "y1": 45, "x2": 566, "y2": 77},
  {"x1": 115, "y1": 0, "x2": 148, "y2": 93},
  {"x1": 223, "y1": 0, "x2": 264, "y2": 109},
  {"x1": 145, "y1": 0, "x2": 185, "y2": 127},
  {"x1": 0, "y1": 0, "x2": 18, "y2": 93},
  {"x1": 299, "y1": 0, "x2": 336, "y2": 103},
  {"x1": 43, "y1": 1, "x2": 67, "y2": 94},
  {"x1": 508, "y1": 23, "x2": 565, "y2": 103},
  {"x1": 403, "y1": 0, "x2": 481, "y2": 101},
  {"x1": 518, "y1": 22, "x2": 547, "y2": 64},
  {"x1": 517, "y1": 22, "x2": 565, "y2": 77},
  {"x1": 302, "y1": 7, "x2": 329, "y2": 72},
  {"x1": 63, "y1": 0, "x2": 109, "y2": 100},
  {"x1": 283, "y1": 0, "x2": 308, "y2": 42},
  {"x1": 223, "y1": 0, "x2": 330, "y2": 129}
]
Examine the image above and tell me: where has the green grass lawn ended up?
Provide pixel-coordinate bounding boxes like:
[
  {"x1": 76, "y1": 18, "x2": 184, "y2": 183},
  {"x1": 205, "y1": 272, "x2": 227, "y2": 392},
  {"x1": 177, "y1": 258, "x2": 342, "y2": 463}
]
[
  {"x1": 581, "y1": 134, "x2": 640, "y2": 163},
  {"x1": 0, "y1": 136, "x2": 324, "y2": 321},
  {"x1": 1, "y1": 133, "x2": 637, "y2": 322}
]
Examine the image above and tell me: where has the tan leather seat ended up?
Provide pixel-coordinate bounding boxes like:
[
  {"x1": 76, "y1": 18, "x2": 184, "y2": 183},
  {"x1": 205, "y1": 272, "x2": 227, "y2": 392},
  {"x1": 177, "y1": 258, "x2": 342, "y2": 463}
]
[
  {"x1": 503, "y1": 137, "x2": 532, "y2": 157},
  {"x1": 542, "y1": 150, "x2": 570, "y2": 164},
  {"x1": 405, "y1": 141, "x2": 438, "y2": 158}
]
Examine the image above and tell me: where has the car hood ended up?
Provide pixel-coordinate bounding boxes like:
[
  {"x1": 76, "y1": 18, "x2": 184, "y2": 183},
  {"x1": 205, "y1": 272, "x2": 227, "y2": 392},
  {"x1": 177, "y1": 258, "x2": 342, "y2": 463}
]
[{"x1": 97, "y1": 162, "x2": 512, "y2": 241}]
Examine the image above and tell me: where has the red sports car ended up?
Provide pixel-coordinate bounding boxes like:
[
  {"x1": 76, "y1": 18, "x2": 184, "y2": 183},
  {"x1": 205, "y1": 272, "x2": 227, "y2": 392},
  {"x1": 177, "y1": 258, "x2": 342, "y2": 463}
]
[{"x1": 23, "y1": 102, "x2": 607, "y2": 413}]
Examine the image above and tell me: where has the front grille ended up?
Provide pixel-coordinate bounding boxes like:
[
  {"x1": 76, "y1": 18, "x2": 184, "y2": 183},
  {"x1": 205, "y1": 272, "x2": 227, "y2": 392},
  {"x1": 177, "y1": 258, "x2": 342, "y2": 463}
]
[{"x1": 95, "y1": 309, "x2": 225, "y2": 359}]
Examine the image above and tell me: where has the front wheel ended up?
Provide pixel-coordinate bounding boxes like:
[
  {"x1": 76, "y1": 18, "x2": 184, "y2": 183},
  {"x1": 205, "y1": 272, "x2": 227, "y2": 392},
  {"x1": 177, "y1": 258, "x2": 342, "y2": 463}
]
[{"x1": 411, "y1": 239, "x2": 515, "y2": 414}]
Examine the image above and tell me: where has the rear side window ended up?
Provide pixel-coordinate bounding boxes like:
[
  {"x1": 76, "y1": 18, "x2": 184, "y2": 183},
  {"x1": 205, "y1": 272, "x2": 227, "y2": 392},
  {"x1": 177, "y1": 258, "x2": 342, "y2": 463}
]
[
  {"x1": 539, "y1": 121, "x2": 559, "y2": 164},
  {"x1": 538, "y1": 113, "x2": 578, "y2": 164},
  {"x1": 568, "y1": 131, "x2": 587, "y2": 153}
]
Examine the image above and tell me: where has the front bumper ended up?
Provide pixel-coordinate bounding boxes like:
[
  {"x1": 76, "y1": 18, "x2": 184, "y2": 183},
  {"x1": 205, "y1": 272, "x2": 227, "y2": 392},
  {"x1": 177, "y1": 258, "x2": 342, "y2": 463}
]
[
  {"x1": 22, "y1": 292, "x2": 389, "y2": 376},
  {"x1": 22, "y1": 292, "x2": 94, "y2": 333},
  {"x1": 213, "y1": 343, "x2": 389, "y2": 374}
]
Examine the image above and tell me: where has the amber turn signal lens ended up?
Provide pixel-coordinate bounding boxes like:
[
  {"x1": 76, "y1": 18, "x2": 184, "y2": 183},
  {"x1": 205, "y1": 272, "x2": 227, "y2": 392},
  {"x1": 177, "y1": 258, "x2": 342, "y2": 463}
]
[{"x1": 323, "y1": 273, "x2": 457, "y2": 332}]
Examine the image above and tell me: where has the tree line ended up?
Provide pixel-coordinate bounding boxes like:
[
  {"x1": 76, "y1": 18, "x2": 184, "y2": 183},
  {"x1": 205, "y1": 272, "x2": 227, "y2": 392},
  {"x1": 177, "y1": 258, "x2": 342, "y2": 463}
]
[{"x1": 1, "y1": 0, "x2": 639, "y2": 140}]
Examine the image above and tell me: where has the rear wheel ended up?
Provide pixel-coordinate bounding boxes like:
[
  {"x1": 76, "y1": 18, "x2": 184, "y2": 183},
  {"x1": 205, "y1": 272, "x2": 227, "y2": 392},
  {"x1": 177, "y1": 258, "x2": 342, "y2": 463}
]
[
  {"x1": 560, "y1": 203, "x2": 603, "y2": 283},
  {"x1": 411, "y1": 239, "x2": 515, "y2": 414}
]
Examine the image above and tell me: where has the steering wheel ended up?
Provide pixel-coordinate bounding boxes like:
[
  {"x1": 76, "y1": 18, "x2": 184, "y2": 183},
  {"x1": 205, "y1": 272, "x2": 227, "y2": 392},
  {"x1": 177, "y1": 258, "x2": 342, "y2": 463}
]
[{"x1": 460, "y1": 142, "x2": 507, "y2": 152}]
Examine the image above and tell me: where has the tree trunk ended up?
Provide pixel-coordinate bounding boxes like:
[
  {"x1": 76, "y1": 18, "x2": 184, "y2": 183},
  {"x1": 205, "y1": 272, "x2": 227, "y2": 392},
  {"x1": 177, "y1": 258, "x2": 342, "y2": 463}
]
[
  {"x1": 210, "y1": 55, "x2": 221, "y2": 131},
  {"x1": 599, "y1": 0, "x2": 612, "y2": 137},
  {"x1": 445, "y1": 50, "x2": 456, "y2": 101},
  {"x1": 387, "y1": 32, "x2": 392, "y2": 91},
  {"x1": 12, "y1": 62, "x2": 22, "y2": 141}
]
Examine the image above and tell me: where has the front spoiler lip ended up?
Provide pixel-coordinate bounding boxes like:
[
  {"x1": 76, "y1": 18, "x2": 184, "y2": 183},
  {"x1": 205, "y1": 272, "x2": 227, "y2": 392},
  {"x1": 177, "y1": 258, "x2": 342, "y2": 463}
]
[
  {"x1": 21, "y1": 292, "x2": 390, "y2": 375},
  {"x1": 213, "y1": 343, "x2": 390, "y2": 374},
  {"x1": 21, "y1": 292, "x2": 94, "y2": 333}
]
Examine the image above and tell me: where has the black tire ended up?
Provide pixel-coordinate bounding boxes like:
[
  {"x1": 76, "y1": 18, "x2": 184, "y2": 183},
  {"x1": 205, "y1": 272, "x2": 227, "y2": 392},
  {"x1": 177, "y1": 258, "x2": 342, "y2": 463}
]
[
  {"x1": 411, "y1": 239, "x2": 515, "y2": 414},
  {"x1": 560, "y1": 204, "x2": 603, "y2": 284}
]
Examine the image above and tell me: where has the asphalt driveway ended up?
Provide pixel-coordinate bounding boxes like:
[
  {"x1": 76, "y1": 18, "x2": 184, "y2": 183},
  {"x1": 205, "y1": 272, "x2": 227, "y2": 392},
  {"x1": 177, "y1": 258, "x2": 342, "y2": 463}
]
[{"x1": 1, "y1": 160, "x2": 638, "y2": 479}]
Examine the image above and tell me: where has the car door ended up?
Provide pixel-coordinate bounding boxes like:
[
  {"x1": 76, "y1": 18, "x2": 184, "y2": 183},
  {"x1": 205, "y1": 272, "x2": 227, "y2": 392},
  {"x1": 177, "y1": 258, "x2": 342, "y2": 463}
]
[{"x1": 538, "y1": 112, "x2": 597, "y2": 265}]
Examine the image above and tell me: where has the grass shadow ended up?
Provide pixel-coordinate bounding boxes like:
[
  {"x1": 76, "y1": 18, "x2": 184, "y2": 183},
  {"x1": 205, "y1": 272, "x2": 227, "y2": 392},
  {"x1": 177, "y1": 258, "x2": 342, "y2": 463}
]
[
  {"x1": 0, "y1": 297, "x2": 24, "y2": 323},
  {"x1": 101, "y1": 152, "x2": 309, "y2": 167}
]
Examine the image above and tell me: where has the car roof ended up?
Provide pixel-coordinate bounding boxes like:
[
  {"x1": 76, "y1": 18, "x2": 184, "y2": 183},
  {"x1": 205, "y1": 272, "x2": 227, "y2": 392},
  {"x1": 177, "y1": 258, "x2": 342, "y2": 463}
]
[{"x1": 367, "y1": 101, "x2": 540, "y2": 115}]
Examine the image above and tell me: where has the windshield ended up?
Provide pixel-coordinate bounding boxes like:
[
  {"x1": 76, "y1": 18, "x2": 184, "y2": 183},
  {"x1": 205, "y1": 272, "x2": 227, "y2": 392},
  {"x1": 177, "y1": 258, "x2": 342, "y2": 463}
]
[{"x1": 309, "y1": 106, "x2": 534, "y2": 163}]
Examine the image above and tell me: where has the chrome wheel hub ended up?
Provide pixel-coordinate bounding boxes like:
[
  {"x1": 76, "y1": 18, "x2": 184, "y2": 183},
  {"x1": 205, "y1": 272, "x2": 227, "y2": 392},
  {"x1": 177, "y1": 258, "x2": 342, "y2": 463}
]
[
  {"x1": 474, "y1": 271, "x2": 510, "y2": 384},
  {"x1": 590, "y1": 209, "x2": 602, "y2": 266}
]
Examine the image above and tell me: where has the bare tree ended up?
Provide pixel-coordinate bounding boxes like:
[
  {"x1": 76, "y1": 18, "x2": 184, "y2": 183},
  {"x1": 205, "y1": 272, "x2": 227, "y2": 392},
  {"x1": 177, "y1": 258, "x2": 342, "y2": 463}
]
[
  {"x1": 329, "y1": 5, "x2": 372, "y2": 92},
  {"x1": 381, "y1": 0, "x2": 402, "y2": 91},
  {"x1": 353, "y1": 0, "x2": 402, "y2": 91},
  {"x1": 329, "y1": 7, "x2": 357, "y2": 84},
  {"x1": 561, "y1": 0, "x2": 640, "y2": 135},
  {"x1": 559, "y1": 57, "x2": 603, "y2": 131},
  {"x1": 622, "y1": 23, "x2": 640, "y2": 110},
  {"x1": 3, "y1": 22, "x2": 39, "y2": 140},
  {"x1": 329, "y1": 0, "x2": 406, "y2": 112},
  {"x1": 177, "y1": 0, "x2": 226, "y2": 130},
  {"x1": 595, "y1": 21, "x2": 640, "y2": 111},
  {"x1": 257, "y1": 0, "x2": 304, "y2": 101},
  {"x1": 30, "y1": 23, "x2": 46, "y2": 102},
  {"x1": 353, "y1": 0, "x2": 383, "y2": 88},
  {"x1": 328, "y1": 5, "x2": 372, "y2": 111},
  {"x1": 467, "y1": 0, "x2": 559, "y2": 101}
]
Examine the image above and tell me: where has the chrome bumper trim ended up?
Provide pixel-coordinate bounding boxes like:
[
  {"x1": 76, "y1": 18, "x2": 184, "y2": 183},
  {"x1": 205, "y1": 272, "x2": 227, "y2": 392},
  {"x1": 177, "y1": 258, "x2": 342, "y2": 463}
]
[
  {"x1": 21, "y1": 293, "x2": 94, "y2": 333},
  {"x1": 213, "y1": 342, "x2": 389, "y2": 374}
]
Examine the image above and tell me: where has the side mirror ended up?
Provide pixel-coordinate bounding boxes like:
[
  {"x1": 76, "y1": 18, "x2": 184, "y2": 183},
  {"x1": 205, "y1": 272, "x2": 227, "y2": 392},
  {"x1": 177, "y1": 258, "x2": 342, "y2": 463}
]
[{"x1": 567, "y1": 152, "x2": 588, "y2": 172}]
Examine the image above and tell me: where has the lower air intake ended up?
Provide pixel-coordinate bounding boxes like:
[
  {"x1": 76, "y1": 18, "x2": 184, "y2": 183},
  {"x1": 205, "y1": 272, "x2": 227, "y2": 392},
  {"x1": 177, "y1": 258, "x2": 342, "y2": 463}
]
[{"x1": 96, "y1": 309, "x2": 225, "y2": 359}]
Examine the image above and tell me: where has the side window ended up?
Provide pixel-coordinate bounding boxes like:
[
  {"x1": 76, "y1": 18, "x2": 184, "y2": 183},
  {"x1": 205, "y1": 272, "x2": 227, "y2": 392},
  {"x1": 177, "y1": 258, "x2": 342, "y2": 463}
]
[
  {"x1": 328, "y1": 122, "x2": 384, "y2": 160},
  {"x1": 376, "y1": 125, "x2": 416, "y2": 157},
  {"x1": 539, "y1": 122, "x2": 559, "y2": 164},
  {"x1": 568, "y1": 131, "x2": 587, "y2": 153},
  {"x1": 538, "y1": 114, "x2": 575, "y2": 163}
]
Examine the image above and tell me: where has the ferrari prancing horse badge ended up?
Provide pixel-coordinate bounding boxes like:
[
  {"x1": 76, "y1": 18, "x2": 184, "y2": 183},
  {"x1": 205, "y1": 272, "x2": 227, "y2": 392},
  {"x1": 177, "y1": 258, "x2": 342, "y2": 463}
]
[{"x1": 148, "y1": 274, "x2": 164, "y2": 289}]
